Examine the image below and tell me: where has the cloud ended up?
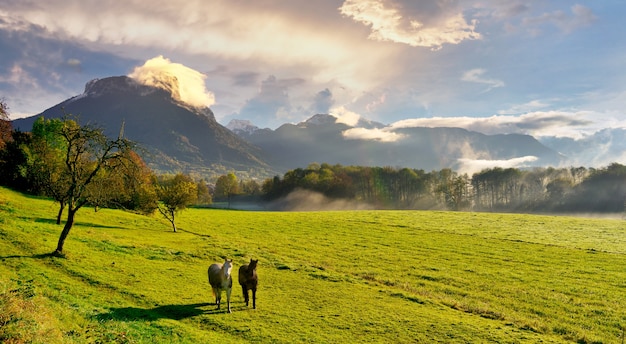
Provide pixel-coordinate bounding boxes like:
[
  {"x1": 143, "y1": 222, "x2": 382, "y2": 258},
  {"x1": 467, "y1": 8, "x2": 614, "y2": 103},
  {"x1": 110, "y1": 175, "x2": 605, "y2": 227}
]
[
  {"x1": 389, "y1": 111, "x2": 611, "y2": 139},
  {"x1": 330, "y1": 106, "x2": 361, "y2": 126},
  {"x1": 498, "y1": 100, "x2": 550, "y2": 114},
  {"x1": 342, "y1": 127, "x2": 405, "y2": 142},
  {"x1": 339, "y1": 0, "x2": 481, "y2": 50},
  {"x1": 236, "y1": 75, "x2": 306, "y2": 126},
  {"x1": 2, "y1": 1, "x2": 396, "y2": 92},
  {"x1": 461, "y1": 68, "x2": 504, "y2": 92},
  {"x1": 522, "y1": 5, "x2": 597, "y2": 34},
  {"x1": 128, "y1": 56, "x2": 215, "y2": 108},
  {"x1": 311, "y1": 88, "x2": 335, "y2": 114},
  {"x1": 456, "y1": 156, "x2": 539, "y2": 175}
]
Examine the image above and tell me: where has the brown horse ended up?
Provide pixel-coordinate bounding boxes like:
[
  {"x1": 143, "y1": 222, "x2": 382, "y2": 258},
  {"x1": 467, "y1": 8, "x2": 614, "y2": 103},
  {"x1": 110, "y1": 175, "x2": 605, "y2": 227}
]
[
  {"x1": 238, "y1": 259, "x2": 258, "y2": 309},
  {"x1": 208, "y1": 258, "x2": 233, "y2": 313}
]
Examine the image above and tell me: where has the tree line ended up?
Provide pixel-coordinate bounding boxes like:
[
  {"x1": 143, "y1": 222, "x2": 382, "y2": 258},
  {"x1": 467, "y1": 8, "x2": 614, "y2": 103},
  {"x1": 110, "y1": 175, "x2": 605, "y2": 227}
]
[{"x1": 260, "y1": 162, "x2": 626, "y2": 213}]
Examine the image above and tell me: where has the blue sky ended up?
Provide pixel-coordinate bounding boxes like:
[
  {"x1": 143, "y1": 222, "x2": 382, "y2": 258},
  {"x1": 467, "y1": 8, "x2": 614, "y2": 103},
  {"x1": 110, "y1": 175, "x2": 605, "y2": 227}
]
[{"x1": 0, "y1": 0, "x2": 624, "y2": 141}]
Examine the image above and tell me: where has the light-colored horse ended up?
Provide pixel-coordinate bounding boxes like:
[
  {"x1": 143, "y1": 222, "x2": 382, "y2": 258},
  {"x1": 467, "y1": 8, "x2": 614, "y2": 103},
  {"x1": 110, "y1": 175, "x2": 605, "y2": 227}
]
[{"x1": 208, "y1": 258, "x2": 233, "y2": 313}]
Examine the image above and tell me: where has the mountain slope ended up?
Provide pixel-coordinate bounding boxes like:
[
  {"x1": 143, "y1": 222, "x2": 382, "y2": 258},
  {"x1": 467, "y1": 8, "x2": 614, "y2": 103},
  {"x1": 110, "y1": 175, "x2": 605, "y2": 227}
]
[{"x1": 13, "y1": 76, "x2": 271, "y2": 175}]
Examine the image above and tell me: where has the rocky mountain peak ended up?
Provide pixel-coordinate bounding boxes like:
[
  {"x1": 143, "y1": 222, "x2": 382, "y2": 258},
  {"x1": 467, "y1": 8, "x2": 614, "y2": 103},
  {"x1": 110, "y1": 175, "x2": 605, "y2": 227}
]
[
  {"x1": 226, "y1": 119, "x2": 260, "y2": 134},
  {"x1": 301, "y1": 114, "x2": 338, "y2": 126}
]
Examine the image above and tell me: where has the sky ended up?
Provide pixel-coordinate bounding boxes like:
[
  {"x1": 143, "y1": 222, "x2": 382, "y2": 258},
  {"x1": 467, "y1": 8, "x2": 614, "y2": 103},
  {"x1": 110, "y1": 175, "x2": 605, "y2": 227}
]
[{"x1": 1, "y1": 0, "x2": 625, "y2": 143}]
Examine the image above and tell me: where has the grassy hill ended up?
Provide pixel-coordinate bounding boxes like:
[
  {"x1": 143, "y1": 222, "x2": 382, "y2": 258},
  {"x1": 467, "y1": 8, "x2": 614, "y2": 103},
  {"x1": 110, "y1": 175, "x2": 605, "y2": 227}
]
[{"x1": 1, "y1": 186, "x2": 625, "y2": 343}]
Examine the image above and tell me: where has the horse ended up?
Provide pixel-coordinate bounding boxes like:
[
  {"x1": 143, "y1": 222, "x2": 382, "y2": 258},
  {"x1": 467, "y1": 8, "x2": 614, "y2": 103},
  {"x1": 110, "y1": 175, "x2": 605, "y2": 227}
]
[
  {"x1": 208, "y1": 258, "x2": 233, "y2": 313},
  {"x1": 238, "y1": 259, "x2": 258, "y2": 309}
]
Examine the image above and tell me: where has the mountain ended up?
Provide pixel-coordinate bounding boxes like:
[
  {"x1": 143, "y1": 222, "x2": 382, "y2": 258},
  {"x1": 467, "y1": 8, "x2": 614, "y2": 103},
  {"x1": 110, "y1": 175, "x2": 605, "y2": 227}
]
[
  {"x1": 226, "y1": 119, "x2": 265, "y2": 136},
  {"x1": 230, "y1": 114, "x2": 564, "y2": 172},
  {"x1": 13, "y1": 76, "x2": 272, "y2": 176}
]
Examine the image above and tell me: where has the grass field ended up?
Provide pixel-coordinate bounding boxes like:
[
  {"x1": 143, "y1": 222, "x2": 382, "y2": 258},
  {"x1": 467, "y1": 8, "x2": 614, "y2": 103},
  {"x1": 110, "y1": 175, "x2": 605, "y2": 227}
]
[{"x1": 1, "y1": 186, "x2": 626, "y2": 343}]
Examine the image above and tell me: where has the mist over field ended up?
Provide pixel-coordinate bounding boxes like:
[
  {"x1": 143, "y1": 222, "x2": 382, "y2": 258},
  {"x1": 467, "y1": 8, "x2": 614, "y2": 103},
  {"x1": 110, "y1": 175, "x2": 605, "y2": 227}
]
[{"x1": 267, "y1": 189, "x2": 375, "y2": 211}]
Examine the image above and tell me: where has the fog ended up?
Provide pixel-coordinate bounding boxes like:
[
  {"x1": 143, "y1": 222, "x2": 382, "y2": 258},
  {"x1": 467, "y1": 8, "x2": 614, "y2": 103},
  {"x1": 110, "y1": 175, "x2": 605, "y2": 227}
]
[{"x1": 268, "y1": 189, "x2": 375, "y2": 211}]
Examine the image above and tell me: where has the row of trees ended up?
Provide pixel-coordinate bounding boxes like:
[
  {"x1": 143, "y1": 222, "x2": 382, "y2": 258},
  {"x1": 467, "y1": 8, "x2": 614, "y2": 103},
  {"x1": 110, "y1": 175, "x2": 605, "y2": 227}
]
[{"x1": 260, "y1": 162, "x2": 626, "y2": 213}]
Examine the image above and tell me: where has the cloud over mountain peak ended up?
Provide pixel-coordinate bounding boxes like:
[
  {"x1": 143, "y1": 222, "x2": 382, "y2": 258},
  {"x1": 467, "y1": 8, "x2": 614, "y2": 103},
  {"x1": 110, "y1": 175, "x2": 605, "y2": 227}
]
[{"x1": 128, "y1": 56, "x2": 215, "y2": 108}]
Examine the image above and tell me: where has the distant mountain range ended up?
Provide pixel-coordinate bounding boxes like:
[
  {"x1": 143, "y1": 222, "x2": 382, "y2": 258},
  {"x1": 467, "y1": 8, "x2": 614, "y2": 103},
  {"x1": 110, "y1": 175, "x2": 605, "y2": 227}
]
[
  {"x1": 12, "y1": 75, "x2": 622, "y2": 180},
  {"x1": 226, "y1": 114, "x2": 563, "y2": 172}
]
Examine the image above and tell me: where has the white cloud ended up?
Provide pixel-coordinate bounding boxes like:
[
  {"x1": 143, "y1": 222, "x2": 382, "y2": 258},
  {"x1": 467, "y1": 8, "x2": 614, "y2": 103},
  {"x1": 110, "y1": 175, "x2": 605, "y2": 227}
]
[
  {"x1": 128, "y1": 56, "x2": 215, "y2": 108},
  {"x1": 461, "y1": 68, "x2": 504, "y2": 92},
  {"x1": 340, "y1": 0, "x2": 481, "y2": 50},
  {"x1": 456, "y1": 156, "x2": 539, "y2": 175},
  {"x1": 0, "y1": 63, "x2": 38, "y2": 87},
  {"x1": 342, "y1": 127, "x2": 405, "y2": 142},
  {"x1": 330, "y1": 106, "x2": 361, "y2": 126},
  {"x1": 388, "y1": 110, "x2": 622, "y2": 139}
]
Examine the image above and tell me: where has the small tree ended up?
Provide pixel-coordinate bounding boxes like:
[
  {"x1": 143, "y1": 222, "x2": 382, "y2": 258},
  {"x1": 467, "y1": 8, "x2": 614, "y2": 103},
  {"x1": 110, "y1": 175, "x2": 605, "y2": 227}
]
[
  {"x1": 215, "y1": 172, "x2": 238, "y2": 208},
  {"x1": 156, "y1": 173, "x2": 198, "y2": 232},
  {"x1": 0, "y1": 99, "x2": 11, "y2": 150}
]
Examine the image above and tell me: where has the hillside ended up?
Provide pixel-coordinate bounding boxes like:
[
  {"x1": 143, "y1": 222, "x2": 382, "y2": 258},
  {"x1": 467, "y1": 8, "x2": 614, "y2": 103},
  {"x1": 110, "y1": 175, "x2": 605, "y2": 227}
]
[{"x1": 1, "y1": 186, "x2": 625, "y2": 343}]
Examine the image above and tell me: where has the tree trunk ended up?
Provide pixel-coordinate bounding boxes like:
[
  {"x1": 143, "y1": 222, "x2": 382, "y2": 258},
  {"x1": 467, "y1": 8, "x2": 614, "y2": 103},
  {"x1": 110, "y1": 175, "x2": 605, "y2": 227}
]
[
  {"x1": 170, "y1": 210, "x2": 177, "y2": 232},
  {"x1": 56, "y1": 202, "x2": 65, "y2": 225},
  {"x1": 55, "y1": 208, "x2": 76, "y2": 255}
]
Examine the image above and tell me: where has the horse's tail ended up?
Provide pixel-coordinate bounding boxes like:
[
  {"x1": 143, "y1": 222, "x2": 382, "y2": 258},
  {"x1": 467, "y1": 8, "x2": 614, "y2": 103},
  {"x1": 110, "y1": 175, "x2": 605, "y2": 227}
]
[{"x1": 208, "y1": 267, "x2": 216, "y2": 297}]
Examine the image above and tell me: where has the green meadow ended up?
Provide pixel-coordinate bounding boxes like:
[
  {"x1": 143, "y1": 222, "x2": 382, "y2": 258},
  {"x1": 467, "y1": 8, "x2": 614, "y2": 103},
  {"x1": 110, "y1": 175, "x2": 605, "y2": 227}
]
[{"x1": 1, "y1": 186, "x2": 626, "y2": 343}]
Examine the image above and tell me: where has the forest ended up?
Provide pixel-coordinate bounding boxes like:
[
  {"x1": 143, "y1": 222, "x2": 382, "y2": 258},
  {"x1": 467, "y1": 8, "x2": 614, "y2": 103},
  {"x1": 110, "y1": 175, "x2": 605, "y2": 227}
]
[{"x1": 261, "y1": 162, "x2": 626, "y2": 213}]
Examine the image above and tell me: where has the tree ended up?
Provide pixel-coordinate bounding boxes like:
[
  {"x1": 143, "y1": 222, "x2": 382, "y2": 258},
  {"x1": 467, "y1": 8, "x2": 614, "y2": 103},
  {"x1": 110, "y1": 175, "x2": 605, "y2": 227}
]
[
  {"x1": 196, "y1": 179, "x2": 212, "y2": 205},
  {"x1": 215, "y1": 172, "x2": 238, "y2": 208},
  {"x1": 156, "y1": 173, "x2": 198, "y2": 232},
  {"x1": 0, "y1": 99, "x2": 11, "y2": 150},
  {"x1": 28, "y1": 117, "x2": 71, "y2": 223},
  {"x1": 49, "y1": 118, "x2": 135, "y2": 255},
  {"x1": 0, "y1": 130, "x2": 32, "y2": 191}
]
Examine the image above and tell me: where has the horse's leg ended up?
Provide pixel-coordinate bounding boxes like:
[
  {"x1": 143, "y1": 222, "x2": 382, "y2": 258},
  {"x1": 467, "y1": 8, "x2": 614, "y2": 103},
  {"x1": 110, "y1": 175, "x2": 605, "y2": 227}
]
[
  {"x1": 251, "y1": 287, "x2": 256, "y2": 309},
  {"x1": 215, "y1": 288, "x2": 221, "y2": 309},
  {"x1": 226, "y1": 287, "x2": 232, "y2": 313},
  {"x1": 242, "y1": 285, "x2": 249, "y2": 306}
]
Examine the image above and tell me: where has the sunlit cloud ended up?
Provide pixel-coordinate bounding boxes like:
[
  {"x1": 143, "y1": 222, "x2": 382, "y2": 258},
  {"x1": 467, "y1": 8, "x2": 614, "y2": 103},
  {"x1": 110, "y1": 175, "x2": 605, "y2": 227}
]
[
  {"x1": 128, "y1": 56, "x2": 215, "y2": 108},
  {"x1": 330, "y1": 106, "x2": 361, "y2": 126},
  {"x1": 340, "y1": 0, "x2": 481, "y2": 50}
]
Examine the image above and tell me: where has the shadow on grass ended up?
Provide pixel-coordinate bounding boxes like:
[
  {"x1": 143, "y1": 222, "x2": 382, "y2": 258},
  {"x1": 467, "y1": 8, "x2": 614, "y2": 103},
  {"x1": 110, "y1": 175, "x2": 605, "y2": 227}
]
[
  {"x1": 96, "y1": 302, "x2": 247, "y2": 322},
  {"x1": 177, "y1": 228, "x2": 212, "y2": 238},
  {"x1": 0, "y1": 252, "x2": 63, "y2": 260},
  {"x1": 28, "y1": 217, "x2": 127, "y2": 230}
]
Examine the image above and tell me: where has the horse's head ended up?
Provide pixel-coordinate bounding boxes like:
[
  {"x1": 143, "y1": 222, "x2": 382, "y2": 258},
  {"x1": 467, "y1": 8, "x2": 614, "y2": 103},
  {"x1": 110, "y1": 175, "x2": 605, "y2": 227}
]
[
  {"x1": 223, "y1": 259, "x2": 233, "y2": 279},
  {"x1": 249, "y1": 259, "x2": 258, "y2": 270}
]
